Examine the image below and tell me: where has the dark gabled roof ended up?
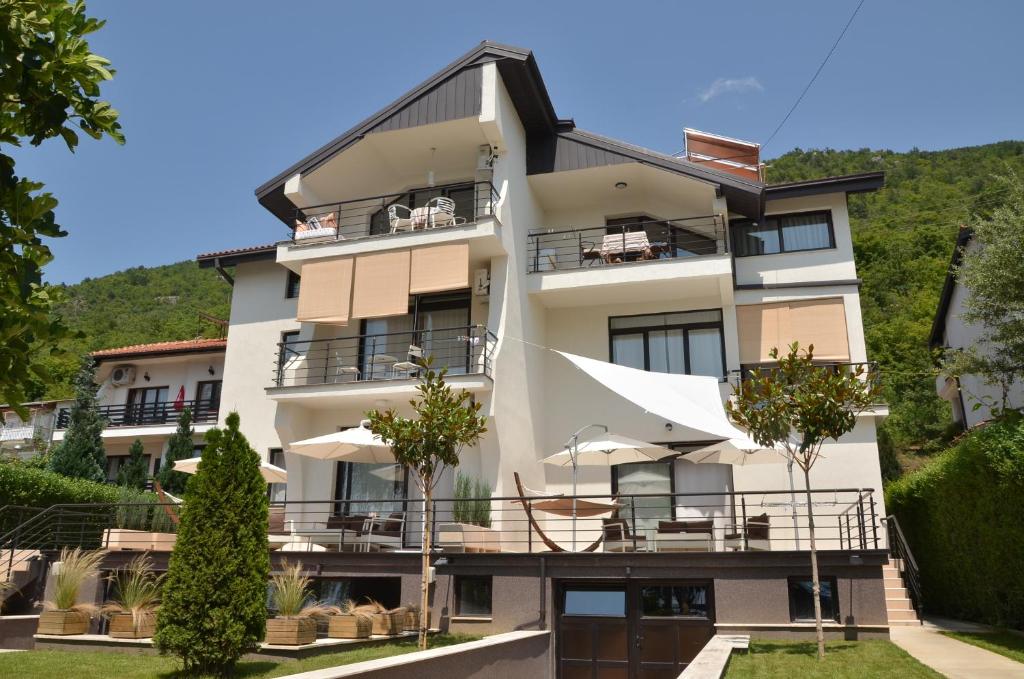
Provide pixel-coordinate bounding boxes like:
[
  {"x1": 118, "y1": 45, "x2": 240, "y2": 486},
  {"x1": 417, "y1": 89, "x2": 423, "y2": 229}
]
[
  {"x1": 196, "y1": 243, "x2": 277, "y2": 268},
  {"x1": 528, "y1": 128, "x2": 766, "y2": 218},
  {"x1": 929, "y1": 226, "x2": 974, "y2": 348},
  {"x1": 255, "y1": 42, "x2": 557, "y2": 225},
  {"x1": 766, "y1": 172, "x2": 885, "y2": 200}
]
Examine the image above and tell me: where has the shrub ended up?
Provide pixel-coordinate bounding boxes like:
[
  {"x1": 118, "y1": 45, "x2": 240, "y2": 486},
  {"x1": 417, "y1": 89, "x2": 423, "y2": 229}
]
[
  {"x1": 48, "y1": 357, "x2": 106, "y2": 482},
  {"x1": 101, "y1": 554, "x2": 163, "y2": 632},
  {"x1": 156, "y1": 407, "x2": 194, "y2": 495},
  {"x1": 48, "y1": 547, "x2": 104, "y2": 612},
  {"x1": 116, "y1": 439, "x2": 148, "y2": 490},
  {"x1": 886, "y1": 414, "x2": 1024, "y2": 627},
  {"x1": 154, "y1": 412, "x2": 269, "y2": 676},
  {"x1": 452, "y1": 472, "x2": 492, "y2": 528}
]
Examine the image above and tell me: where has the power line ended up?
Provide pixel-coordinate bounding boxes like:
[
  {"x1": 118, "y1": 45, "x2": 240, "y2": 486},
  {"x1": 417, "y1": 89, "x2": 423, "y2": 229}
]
[{"x1": 763, "y1": 0, "x2": 867, "y2": 150}]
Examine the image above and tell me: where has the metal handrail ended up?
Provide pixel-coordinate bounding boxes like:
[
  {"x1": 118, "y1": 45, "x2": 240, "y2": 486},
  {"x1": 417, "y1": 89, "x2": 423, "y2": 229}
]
[
  {"x1": 56, "y1": 399, "x2": 220, "y2": 429},
  {"x1": 886, "y1": 515, "x2": 923, "y2": 615}
]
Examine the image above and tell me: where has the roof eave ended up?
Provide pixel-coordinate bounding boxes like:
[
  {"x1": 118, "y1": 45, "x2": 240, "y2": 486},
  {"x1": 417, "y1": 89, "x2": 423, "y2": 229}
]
[{"x1": 929, "y1": 227, "x2": 974, "y2": 349}]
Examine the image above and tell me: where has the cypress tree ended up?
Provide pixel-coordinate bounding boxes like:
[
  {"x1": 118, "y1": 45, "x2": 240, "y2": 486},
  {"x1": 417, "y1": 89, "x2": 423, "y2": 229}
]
[
  {"x1": 48, "y1": 357, "x2": 106, "y2": 482},
  {"x1": 157, "y1": 407, "x2": 194, "y2": 494},
  {"x1": 154, "y1": 412, "x2": 269, "y2": 676},
  {"x1": 117, "y1": 438, "x2": 148, "y2": 490}
]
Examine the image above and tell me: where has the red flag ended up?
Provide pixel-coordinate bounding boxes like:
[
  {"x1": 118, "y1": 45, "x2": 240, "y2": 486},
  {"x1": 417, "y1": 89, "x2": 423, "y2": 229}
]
[{"x1": 173, "y1": 385, "x2": 185, "y2": 411}]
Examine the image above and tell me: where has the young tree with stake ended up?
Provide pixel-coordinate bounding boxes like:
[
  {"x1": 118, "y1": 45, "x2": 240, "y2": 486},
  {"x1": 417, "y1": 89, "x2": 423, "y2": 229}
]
[
  {"x1": 727, "y1": 343, "x2": 877, "y2": 660},
  {"x1": 366, "y1": 360, "x2": 487, "y2": 650}
]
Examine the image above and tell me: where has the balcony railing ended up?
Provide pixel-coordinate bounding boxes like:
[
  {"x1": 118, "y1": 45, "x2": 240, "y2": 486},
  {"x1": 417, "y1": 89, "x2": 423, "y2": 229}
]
[
  {"x1": 728, "y1": 362, "x2": 881, "y2": 392},
  {"x1": 289, "y1": 181, "x2": 498, "y2": 245},
  {"x1": 527, "y1": 215, "x2": 727, "y2": 273},
  {"x1": 273, "y1": 324, "x2": 494, "y2": 388},
  {"x1": 56, "y1": 399, "x2": 220, "y2": 429}
]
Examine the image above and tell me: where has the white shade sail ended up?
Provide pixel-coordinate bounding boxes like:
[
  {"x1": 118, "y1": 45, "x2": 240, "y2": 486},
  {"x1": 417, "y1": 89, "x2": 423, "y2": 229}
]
[
  {"x1": 556, "y1": 351, "x2": 750, "y2": 441},
  {"x1": 287, "y1": 422, "x2": 394, "y2": 464},
  {"x1": 541, "y1": 433, "x2": 674, "y2": 468},
  {"x1": 682, "y1": 438, "x2": 788, "y2": 466},
  {"x1": 172, "y1": 456, "x2": 288, "y2": 484}
]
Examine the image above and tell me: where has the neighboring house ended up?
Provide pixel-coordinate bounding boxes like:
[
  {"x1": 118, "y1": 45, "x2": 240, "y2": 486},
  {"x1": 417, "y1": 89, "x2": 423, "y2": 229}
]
[
  {"x1": 930, "y1": 227, "x2": 1024, "y2": 429},
  {"x1": 0, "y1": 401, "x2": 59, "y2": 459},
  {"x1": 51, "y1": 338, "x2": 226, "y2": 483}
]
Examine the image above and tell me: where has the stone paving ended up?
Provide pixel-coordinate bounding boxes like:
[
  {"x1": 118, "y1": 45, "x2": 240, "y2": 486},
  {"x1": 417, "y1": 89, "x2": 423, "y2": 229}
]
[{"x1": 890, "y1": 617, "x2": 1024, "y2": 679}]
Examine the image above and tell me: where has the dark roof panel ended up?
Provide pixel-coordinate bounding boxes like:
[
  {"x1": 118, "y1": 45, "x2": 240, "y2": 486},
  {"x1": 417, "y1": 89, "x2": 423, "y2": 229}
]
[
  {"x1": 766, "y1": 172, "x2": 885, "y2": 200},
  {"x1": 196, "y1": 243, "x2": 277, "y2": 268},
  {"x1": 929, "y1": 227, "x2": 974, "y2": 348}
]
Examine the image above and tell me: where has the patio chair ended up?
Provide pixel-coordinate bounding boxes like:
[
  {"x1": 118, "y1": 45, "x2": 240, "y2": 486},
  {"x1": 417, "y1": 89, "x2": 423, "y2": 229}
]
[
  {"x1": 312, "y1": 514, "x2": 371, "y2": 551},
  {"x1": 654, "y1": 520, "x2": 714, "y2": 552},
  {"x1": 363, "y1": 512, "x2": 405, "y2": 552},
  {"x1": 602, "y1": 517, "x2": 648, "y2": 553},
  {"x1": 334, "y1": 365, "x2": 360, "y2": 383},
  {"x1": 391, "y1": 345, "x2": 423, "y2": 378},
  {"x1": 436, "y1": 523, "x2": 466, "y2": 553},
  {"x1": 424, "y1": 196, "x2": 465, "y2": 228},
  {"x1": 388, "y1": 204, "x2": 414, "y2": 233},
  {"x1": 724, "y1": 513, "x2": 771, "y2": 552}
]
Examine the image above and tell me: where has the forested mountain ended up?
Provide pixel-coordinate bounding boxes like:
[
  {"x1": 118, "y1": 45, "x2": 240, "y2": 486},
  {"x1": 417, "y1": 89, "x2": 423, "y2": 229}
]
[
  {"x1": 37, "y1": 261, "x2": 231, "y2": 400},
  {"x1": 36, "y1": 141, "x2": 1024, "y2": 477}
]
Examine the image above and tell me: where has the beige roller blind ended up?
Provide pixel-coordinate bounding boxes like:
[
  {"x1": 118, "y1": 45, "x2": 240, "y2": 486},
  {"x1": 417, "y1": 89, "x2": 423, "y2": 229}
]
[
  {"x1": 351, "y1": 250, "x2": 411, "y2": 319},
  {"x1": 410, "y1": 244, "x2": 470, "y2": 294},
  {"x1": 295, "y1": 258, "x2": 353, "y2": 325},
  {"x1": 737, "y1": 298, "x2": 849, "y2": 363}
]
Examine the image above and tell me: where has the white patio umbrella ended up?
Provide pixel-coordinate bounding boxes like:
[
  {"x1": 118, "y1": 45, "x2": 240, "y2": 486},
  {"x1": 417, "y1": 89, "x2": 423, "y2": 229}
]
[
  {"x1": 287, "y1": 420, "x2": 394, "y2": 463},
  {"x1": 172, "y1": 456, "x2": 288, "y2": 484}
]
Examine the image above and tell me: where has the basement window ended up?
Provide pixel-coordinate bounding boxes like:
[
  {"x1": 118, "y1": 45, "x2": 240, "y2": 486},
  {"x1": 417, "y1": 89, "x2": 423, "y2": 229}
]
[
  {"x1": 455, "y1": 576, "x2": 492, "y2": 616},
  {"x1": 788, "y1": 576, "x2": 839, "y2": 622}
]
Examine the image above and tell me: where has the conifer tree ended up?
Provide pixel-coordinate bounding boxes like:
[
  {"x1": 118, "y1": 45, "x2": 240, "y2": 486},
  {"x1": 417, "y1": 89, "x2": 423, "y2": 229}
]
[
  {"x1": 154, "y1": 412, "x2": 269, "y2": 677},
  {"x1": 117, "y1": 438, "x2": 148, "y2": 490},
  {"x1": 48, "y1": 357, "x2": 106, "y2": 482},
  {"x1": 156, "y1": 407, "x2": 193, "y2": 494}
]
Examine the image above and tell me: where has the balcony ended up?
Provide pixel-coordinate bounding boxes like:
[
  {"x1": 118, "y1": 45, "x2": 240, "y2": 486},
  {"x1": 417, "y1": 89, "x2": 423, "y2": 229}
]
[
  {"x1": 269, "y1": 325, "x2": 494, "y2": 407},
  {"x1": 526, "y1": 216, "x2": 733, "y2": 307},
  {"x1": 56, "y1": 399, "x2": 221, "y2": 430}
]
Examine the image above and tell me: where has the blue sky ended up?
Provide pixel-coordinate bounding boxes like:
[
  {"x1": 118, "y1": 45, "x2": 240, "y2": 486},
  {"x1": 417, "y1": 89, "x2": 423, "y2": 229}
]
[{"x1": 16, "y1": 0, "x2": 1024, "y2": 283}]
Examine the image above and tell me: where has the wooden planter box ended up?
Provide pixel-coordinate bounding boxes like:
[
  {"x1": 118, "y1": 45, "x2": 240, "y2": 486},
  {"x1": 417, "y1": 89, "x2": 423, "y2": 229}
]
[
  {"x1": 102, "y1": 528, "x2": 177, "y2": 552},
  {"x1": 371, "y1": 610, "x2": 404, "y2": 636},
  {"x1": 37, "y1": 610, "x2": 90, "y2": 635},
  {"x1": 327, "y1": 614, "x2": 372, "y2": 639},
  {"x1": 404, "y1": 609, "x2": 430, "y2": 632},
  {"x1": 107, "y1": 612, "x2": 155, "y2": 639},
  {"x1": 265, "y1": 617, "x2": 317, "y2": 646}
]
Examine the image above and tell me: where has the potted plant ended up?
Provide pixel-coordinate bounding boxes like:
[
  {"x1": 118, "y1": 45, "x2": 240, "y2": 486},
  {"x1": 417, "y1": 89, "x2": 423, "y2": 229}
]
[
  {"x1": 326, "y1": 599, "x2": 372, "y2": 639},
  {"x1": 37, "y1": 547, "x2": 104, "y2": 635},
  {"x1": 100, "y1": 554, "x2": 163, "y2": 638},
  {"x1": 357, "y1": 599, "x2": 404, "y2": 636},
  {"x1": 265, "y1": 561, "x2": 327, "y2": 646},
  {"x1": 403, "y1": 603, "x2": 428, "y2": 632}
]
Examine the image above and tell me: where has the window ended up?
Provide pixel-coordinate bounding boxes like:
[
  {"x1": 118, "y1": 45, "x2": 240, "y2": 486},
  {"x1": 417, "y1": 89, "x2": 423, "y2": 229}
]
[
  {"x1": 611, "y1": 461, "x2": 673, "y2": 534},
  {"x1": 639, "y1": 585, "x2": 710, "y2": 618},
  {"x1": 195, "y1": 380, "x2": 222, "y2": 421},
  {"x1": 455, "y1": 576, "x2": 492, "y2": 616},
  {"x1": 788, "y1": 577, "x2": 839, "y2": 622},
  {"x1": 731, "y1": 211, "x2": 834, "y2": 257},
  {"x1": 333, "y1": 446, "x2": 406, "y2": 518},
  {"x1": 360, "y1": 291, "x2": 471, "y2": 378},
  {"x1": 286, "y1": 270, "x2": 301, "y2": 299},
  {"x1": 609, "y1": 310, "x2": 725, "y2": 378},
  {"x1": 105, "y1": 454, "x2": 152, "y2": 483},
  {"x1": 563, "y1": 587, "x2": 626, "y2": 617},
  {"x1": 268, "y1": 448, "x2": 286, "y2": 503},
  {"x1": 126, "y1": 386, "x2": 170, "y2": 424},
  {"x1": 370, "y1": 185, "x2": 478, "y2": 235}
]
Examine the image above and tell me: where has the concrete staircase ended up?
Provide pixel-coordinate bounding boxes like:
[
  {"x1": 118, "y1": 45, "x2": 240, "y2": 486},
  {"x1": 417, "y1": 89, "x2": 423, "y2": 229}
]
[
  {"x1": 0, "y1": 549, "x2": 42, "y2": 607},
  {"x1": 884, "y1": 559, "x2": 921, "y2": 626}
]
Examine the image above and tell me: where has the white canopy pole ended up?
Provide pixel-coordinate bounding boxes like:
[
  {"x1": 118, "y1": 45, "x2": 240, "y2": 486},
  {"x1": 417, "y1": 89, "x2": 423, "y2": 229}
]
[{"x1": 564, "y1": 424, "x2": 607, "y2": 552}]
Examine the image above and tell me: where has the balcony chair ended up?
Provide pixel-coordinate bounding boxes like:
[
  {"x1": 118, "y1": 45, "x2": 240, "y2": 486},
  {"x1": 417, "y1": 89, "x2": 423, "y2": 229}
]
[
  {"x1": 334, "y1": 364, "x2": 360, "y2": 383},
  {"x1": 294, "y1": 212, "x2": 339, "y2": 241},
  {"x1": 388, "y1": 204, "x2": 414, "y2": 233},
  {"x1": 436, "y1": 523, "x2": 466, "y2": 553},
  {"x1": 363, "y1": 512, "x2": 406, "y2": 552},
  {"x1": 602, "y1": 517, "x2": 648, "y2": 553},
  {"x1": 423, "y1": 196, "x2": 466, "y2": 228},
  {"x1": 724, "y1": 513, "x2": 771, "y2": 551},
  {"x1": 654, "y1": 520, "x2": 714, "y2": 552},
  {"x1": 391, "y1": 345, "x2": 423, "y2": 379}
]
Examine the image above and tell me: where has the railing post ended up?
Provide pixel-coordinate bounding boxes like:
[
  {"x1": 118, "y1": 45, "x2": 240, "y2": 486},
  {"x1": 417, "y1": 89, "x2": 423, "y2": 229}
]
[
  {"x1": 740, "y1": 496, "x2": 748, "y2": 551},
  {"x1": 838, "y1": 516, "x2": 845, "y2": 550},
  {"x1": 868, "y1": 493, "x2": 879, "y2": 549},
  {"x1": 856, "y1": 495, "x2": 867, "y2": 549},
  {"x1": 845, "y1": 513, "x2": 851, "y2": 551},
  {"x1": 323, "y1": 339, "x2": 330, "y2": 384},
  {"x1": 629, "y1": 496, "x2": 639, "y2": 552},
  {"x1": 527, "y1": 500, "x2": 533, "y2": 554}
]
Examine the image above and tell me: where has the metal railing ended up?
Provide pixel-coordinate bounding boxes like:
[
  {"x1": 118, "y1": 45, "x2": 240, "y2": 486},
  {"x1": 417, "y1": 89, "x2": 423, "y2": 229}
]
[
  {"x1": 527, "y1": 215, "x2": 727, "y2": 273},
  {"x1": 56, "y1": 399, "x2": 220, "y2": 429},
  {"x1": 886, "y1": 515, "x2": 923, "y2": 616},
  {"x1": 273, "y1": 324, "x2": 494, "y2": 388},
  {"x1": 728, "y1": 362, "x2": 882, "y2": 392},
  {"x1": 289, "y1": 180, "x2": 498, "y2": 244}
]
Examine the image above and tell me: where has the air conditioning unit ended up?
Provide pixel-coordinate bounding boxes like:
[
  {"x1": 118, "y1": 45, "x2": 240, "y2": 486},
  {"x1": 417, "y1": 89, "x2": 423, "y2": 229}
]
[{"x1": 110, "y1": 365, "x2": 137, "y2": 386}]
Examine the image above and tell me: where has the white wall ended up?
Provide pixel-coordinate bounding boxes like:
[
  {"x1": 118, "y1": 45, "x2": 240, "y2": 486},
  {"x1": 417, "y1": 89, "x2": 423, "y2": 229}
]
[{"x1": 95, "y1": 354, "x2": 225, "y2": 409}]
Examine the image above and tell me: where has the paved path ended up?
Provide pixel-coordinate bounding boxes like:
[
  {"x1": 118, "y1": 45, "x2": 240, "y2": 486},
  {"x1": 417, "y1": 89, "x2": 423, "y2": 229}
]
[{"x1": 890, "y1": 618, "x2": 1024, "y2": 679}]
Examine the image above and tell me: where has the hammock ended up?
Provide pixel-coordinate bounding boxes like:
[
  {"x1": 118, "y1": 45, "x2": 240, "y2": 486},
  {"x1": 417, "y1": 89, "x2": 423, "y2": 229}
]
[{"x1": 512, "y1": 472, "x2": 608, "y2": 553}]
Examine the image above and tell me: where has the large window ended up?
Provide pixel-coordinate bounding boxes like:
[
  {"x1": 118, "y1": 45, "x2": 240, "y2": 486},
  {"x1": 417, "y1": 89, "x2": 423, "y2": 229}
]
[
  {"x1": 609, "y1": 310, "x2": 725, "y2": 378},
  {"x1": 639, "y1": 584, "x2": 710, "y2": 619},
  {"x1": 455, "y1": 576, "x2": 492, "y2": 616},
  {"x1": 612, "y1": 461, "x2": 674, "y2": 534},
  {"x1": 360, "y1": 291, "x2": 471, "y2": 378},
  {"x1": 125, "y1": 386, "x2": 169, "y2": 424},
  {"x1": 731, "y1": 211, "x2": 834, "y2": 257},
  {"x1": 788, "y1": 577, "x2": 839, "y2": 622},
  {"x1": 333, "y1": 439, "x2": 406, "y2": 518}
]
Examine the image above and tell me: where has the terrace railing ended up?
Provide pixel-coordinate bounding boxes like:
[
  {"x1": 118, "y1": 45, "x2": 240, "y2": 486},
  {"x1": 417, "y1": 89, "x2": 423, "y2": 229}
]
[
  {"x1": 56, "y1": 399, "x2": 220, "y2": 429},
  {"x1": 527, "y1": 215, "x2": 727, "y2": 273},
  {"x1": 273, "y1": 324, "x2": 494, "y2": 388},
  {"x1": 728, "y1": 362, "x2": 882, "y2": 394},
  {"x1": 289, "y1": 180, "x2": 498, "y2": 244}
]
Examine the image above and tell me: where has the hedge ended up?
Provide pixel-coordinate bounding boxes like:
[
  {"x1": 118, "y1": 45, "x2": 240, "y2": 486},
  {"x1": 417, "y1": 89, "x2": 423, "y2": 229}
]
[
  {"x1": 886, "y1": 414, "x2": 1024, "y2": 628},
  {"x1": 0, "y1": 463, "x2": 172, "y2": 537}
]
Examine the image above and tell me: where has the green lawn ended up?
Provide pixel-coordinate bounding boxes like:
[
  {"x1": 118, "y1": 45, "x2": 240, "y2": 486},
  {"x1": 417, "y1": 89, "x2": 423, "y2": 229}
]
[
  {"x1": 0, "y1": 634, "x2": 475, "y2": 679},
  {"x1": 724, "y1": 640, "x2": 944, "y2": 678},
  {"x1": 941, "y1": 630, "x2": 1024, "y2": 665}
]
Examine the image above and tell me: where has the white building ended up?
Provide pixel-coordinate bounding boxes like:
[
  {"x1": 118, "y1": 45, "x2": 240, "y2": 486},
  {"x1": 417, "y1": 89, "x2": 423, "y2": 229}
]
[
  {"x1": 930, "y1": 227, "x2": 1024, "y2": 428},
  {"x1": 52, "y1": 339, "x2": 226, "y2": 482}
]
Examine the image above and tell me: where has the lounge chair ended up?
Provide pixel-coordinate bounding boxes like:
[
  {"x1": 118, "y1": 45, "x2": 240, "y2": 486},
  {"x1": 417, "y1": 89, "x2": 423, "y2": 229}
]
[
  {"x1": 294, "y1": 212, "x2": 339, "y2": 241},
  {"x1": 363, "y1": 512, "x2": 405, "y2": 551},
  {"x1": 602, "y1": 517, "x2": 648, "y2": 553},
  {"x1": 724, "y1": 513, "x2": 771, "y2": 551},
  {"x1": 654, "y1": 520, "x2": 714, "y2": 552}
]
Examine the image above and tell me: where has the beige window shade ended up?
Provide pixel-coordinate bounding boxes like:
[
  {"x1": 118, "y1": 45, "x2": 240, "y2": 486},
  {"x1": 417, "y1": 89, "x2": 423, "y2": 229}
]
[
  {"x1": 351, "y1": 251, "x2": 411, "y2": 319},
  {"x1": 737, "y1": 298, "x2": 849, "y2": 363},
  {"x1": 410, "y1": 244, "x2": 470, "y2": 294},
  {"x1": 295, "y1": 258, "x2": 353, "y2": 325}
]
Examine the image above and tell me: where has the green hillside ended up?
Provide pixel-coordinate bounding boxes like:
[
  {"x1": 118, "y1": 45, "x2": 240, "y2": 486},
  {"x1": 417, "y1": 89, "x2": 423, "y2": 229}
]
[
  {"x1": 38, "y1": 261, "x2": 231, "y2": 400},
  {"x1": 767, "y1": 141, "x2": 1024, "y2": 475}
]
